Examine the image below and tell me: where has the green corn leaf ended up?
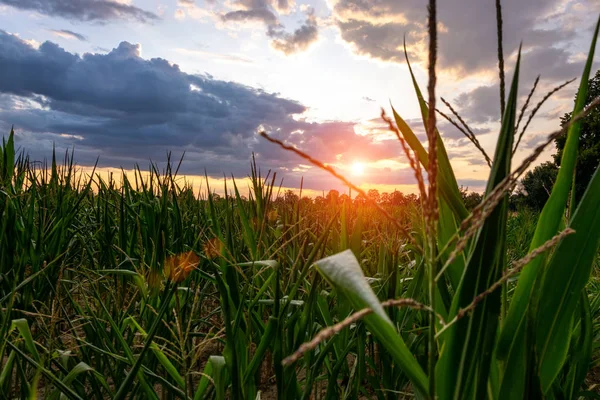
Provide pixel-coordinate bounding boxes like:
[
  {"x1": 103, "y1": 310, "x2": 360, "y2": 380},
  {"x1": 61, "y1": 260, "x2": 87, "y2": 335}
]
[
  {"x1": 535, "y1": 165, "x2": 600, "y2": 392},
  {"x1": 436, "y1": 49, "x2": 520, "y2": 400},
  {"x1": 392, "y1": 105, "x2": 466, "y2": 292},
  {"x1": 11, "y1": 319, "x2": 40, "y2": 361},
  {"x1": 124, "y1": 317, "x2": 185, "y2": 389},
  {"x1": 210, "y1": 355, "x2": 228, "y2": 400},
  {"x1": 314, "y1": 249, "x2": 429, "y2": 397},
  {"x1": 99, "y1": 269, "x2": 148, "y2": 298},
  {"x1": 244, "y1": 316, "x2": 277, "y2": 385},
  {"x1": 53, "y1": 362, "x2": 111, "y2": 400},
  {"x1": 563, "y1": 292, "x2": 593, "y2": 399},
  {"x1": 232, "y1": 177, "x2": 257, "y2": 258},
  {"x1": 193, "y1": 360, "x2": 214, "y2": 400},
  {"x1": 7, "y1": 342, "x2": 83, "y2": 400},
  {"x1": 398, "y1": 43, "x2": 469, "y2": 222},
  {"x1": 394, "y1": 47, "x2": 469, "y2": 290},
  {"x1": 437, "y1": 200, "x2": 466, "y2": 291},
  {"x1": 0, "y1": 350, "x2": 16, "y2": 388},
  {"x1": 497, "y1": 16, "x2": 600, "y2": 362},
  {"x1": 113, "y1": 283, "x2": 178, "y2": 400},
  {"x1": 27, "y1": 364, "x2": 42, "y2": 400},
  {"x1": 3, "y1": 127, "x2": 15, "y2": 183},
  {"x1": 96, "y1": 296, "x2": 158, "y2": 400}
]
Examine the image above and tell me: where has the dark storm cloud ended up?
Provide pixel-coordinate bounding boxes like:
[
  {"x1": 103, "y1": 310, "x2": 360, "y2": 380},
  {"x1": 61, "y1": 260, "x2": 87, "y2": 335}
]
[
  {"x1": 0, "y1": 31, "x2": 399, "y2": 187},
  {"x1": 0, "y1": 0, "x2": 159, "y2": 23},
  {"x1": 0, "y1": 31, "x2": 302, "y2": 172}
]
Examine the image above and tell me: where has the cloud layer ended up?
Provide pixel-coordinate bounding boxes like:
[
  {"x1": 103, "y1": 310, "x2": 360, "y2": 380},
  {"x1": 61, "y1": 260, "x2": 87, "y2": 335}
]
[
  {"x1": 0, "y1": 31, "x2": 409, "y2": 188},
  {"x1": 0, "y1": 0, "x2": 159, "y2": 23},
  {"x1": 331, "y1": 0, "x2": 593, "y2": 73}
]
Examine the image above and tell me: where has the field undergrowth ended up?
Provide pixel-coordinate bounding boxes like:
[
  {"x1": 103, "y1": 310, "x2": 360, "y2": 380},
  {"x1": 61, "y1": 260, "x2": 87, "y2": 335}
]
[{"x1": 2, "y1": 144, "x2": 596, "y2": 400}]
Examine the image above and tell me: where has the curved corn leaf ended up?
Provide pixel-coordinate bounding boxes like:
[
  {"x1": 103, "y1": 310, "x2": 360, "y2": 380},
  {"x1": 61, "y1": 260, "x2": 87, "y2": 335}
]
[
  {"x1": 244, "y1": 316, "x2": 277, "y2": 385},
  {"x1": 52, "y1": 362, "x2": 112, "y2": 400},
  {"x1": 535, "y1": 165, "x2": 600, "y2": 392},
  {"x1": 314, "y1": 249, "x2": 429, "y2": 397},
  {"x1": 124, "y1": 317, "x2": 185, "y2": 389},
  {"x1": 403, "y1": 44, "x2": 469, "y2": 221},
  {"x1": 394, "y1": 45, "x2": 469, "y2": 291},
  {"x1": 210, "y1": 355, "x2": 228, "y2": 400},
  {"x1": 7, "y1": 342, "x2": 83, "y2": 400},
  {"x1": 497, "y1": 16, "x2": 600, "y2": 362},
  {"x1": 1, "y1": 128, "x2": 14, "y2": 183},
  {"x1": 193, "y1": 360, "x2": 214, "y2": 400},
  {"x1": 0, "y1": 350, "x2": 16, "y2": 388},
  {"x1": 563, "y1": 292, "x2": 593, "y2": 399},
  {"x1": 11, "y1": 319, "x2": 40, "y2": 361}
]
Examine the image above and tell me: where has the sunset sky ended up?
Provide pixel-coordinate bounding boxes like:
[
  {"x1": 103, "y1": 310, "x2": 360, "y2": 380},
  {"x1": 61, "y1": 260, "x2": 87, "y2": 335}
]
[{"x1": 0, "y1": 0, "x2": 599, "y2": 195}]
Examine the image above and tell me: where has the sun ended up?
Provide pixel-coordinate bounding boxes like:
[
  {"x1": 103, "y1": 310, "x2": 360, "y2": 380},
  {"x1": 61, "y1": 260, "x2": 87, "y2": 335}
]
[{"x1": 351, "y1": 162, "x2": 365, "y2": 176}]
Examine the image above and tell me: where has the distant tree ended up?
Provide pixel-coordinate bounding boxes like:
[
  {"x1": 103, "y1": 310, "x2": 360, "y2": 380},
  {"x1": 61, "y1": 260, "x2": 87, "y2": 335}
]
[
  {"x1": 389, "y1": 190, "x2": 406, "y2": 206},
  {"x1": 314, "y1": 196, "x2": 326, "y2": 207},
  {"x1": 367, "y1": 189, "x2": 380, "y2": 204},
  {"x1": 354, "y1": 193, "x2": 368, "y2": 206},
  {"x1": 459, "y1": 186, "x2": 483, "y2": 210},
  {"x1": 518, "y1": 161, "x2": 559, "y2": 210},
  {"x1": 405, "y1": 193, "x2": 419, "y2": 204},
  {"x1": 553, "y1": 69, "x2": 600, "y2": 203},
  {"x1": 284, "y1": 190, "x2": 299, "y2": 204},
  {"x1": 380, "y1": 192, "x2": 391, "y2": 205},
  {"x1": 299, "y1": 196, "x2": 313, "y2": 208},
  {"x1": 339, "y1": 193, "x2": 351, "y2": 205},
  {"x1": 326, "y1": 190, "x2": 339, "y2": 204},
  {"x1": 463, "y1": 192, "x2": 483, "y2": 210}
]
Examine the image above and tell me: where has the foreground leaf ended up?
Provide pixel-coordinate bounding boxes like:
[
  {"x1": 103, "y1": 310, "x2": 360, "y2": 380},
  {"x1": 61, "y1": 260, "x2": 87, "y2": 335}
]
[
  {"x1": 535, "y1": 165, "x2": 600, "y2": 392},
  {"x1": 314, "y1": 249, "x2": 429, "y2": 397}
]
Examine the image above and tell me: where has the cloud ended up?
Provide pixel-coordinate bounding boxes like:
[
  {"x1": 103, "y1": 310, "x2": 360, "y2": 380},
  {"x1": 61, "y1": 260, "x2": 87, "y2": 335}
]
[
  {"x1": 50, "y1": 29, "x2": 87, "y2": 41},
  {"x1": 438, "y1": 119, "x2": 492, "y2": 141},
  {"x1": 221, "y1": 7, "x2": 278, "y2": 25},
  {"x1": 274, "y1": 0, "x2": 295, "y2": 14},
  {"x1": 221, "y1": 0, "x2": 278, "y2": 25},
  {"x1": 0, "y1": 0, "x2": 159, "y2": 23},
  {"x1": 453, "y1": 45, "x2": 584, "y2": 124},
  {"x1": 268, "y1": 10, "x2": 318, "y2": 55},
  {"x1": 457, "y1": 179, "x2": 487, "y2": 190},
  {"x1": 454, "y1": 84, "x2": 503, "y2": 124},
  {"x1": 218, "y1": 0, "x2": 318, "y2": 55},
  {"x1": 0, "y1": 31, "x2": 404, "y2": 188},
  {"x1": 331, "y1": 0, "x2": 595, "y2": 75}
]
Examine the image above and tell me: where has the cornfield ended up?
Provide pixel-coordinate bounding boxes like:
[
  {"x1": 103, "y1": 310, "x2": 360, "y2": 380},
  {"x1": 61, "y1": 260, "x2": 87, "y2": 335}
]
[{"x1": 1, "y1": 1, "x2": 600, "y2": 399}]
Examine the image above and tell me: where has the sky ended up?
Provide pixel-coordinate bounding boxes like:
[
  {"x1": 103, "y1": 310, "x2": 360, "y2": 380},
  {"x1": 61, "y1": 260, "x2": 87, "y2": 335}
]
[{"x1": 0, "y1": 0, "x2": 599, "y2": 196}]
